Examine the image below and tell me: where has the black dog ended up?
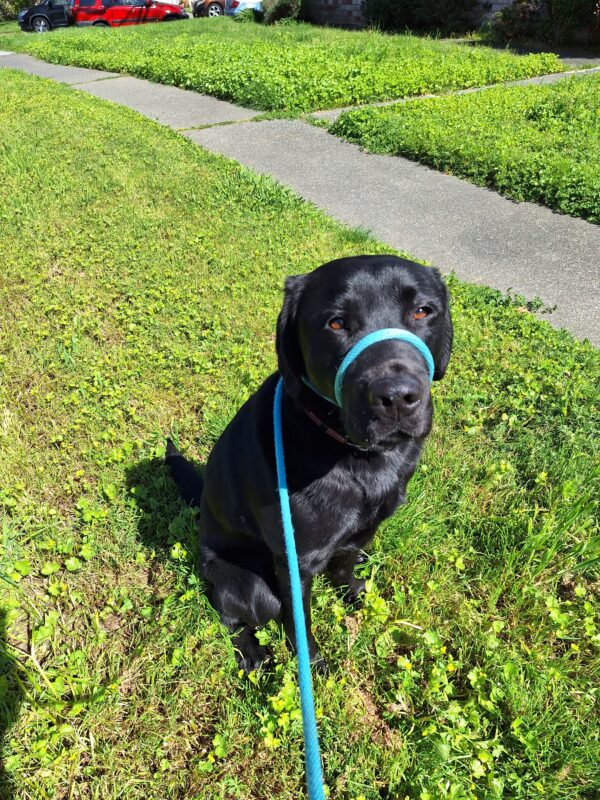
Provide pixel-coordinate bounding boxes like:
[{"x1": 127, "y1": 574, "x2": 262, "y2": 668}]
[{"x1": 167, "y1": 255, "x2": 452, "y2": 672}]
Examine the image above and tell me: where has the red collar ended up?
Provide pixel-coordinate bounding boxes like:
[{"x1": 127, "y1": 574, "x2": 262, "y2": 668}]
[
  {"x1": 301, "y1": 404, "x2": 374, "y2": 452},
  {"x1": 302, "y1": 405, "x2": 349, "y2": 445}
]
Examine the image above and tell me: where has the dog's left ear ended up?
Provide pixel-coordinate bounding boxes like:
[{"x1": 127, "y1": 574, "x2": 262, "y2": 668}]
[
  {"x1": 276, "y1": 273, "x2": 309, "y2": 401},
  {"x1": 433, "y1": 292, "x2": 453, "y2": 381}
]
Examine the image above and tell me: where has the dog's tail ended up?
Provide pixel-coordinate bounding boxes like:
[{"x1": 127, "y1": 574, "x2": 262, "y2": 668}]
[{"x1": 165, "y1": 439, "x2": 204, "y2": 509}]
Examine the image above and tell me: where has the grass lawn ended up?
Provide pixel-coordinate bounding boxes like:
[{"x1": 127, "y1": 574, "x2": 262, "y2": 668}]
[
  {"x1": 1, "y1": 69, "x2": 599, "y2": 800},
  {"x1": 0, "y1": 22, "x2": 20, "y2": 35},
  {"x1": 0, "y1": 18, "x2": 564, "y2": 111},
  {"x1": 331, "y1": 74, "x2": 600, "y2": 223}
]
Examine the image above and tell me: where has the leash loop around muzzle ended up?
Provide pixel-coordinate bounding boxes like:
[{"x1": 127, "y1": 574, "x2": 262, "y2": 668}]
[{"x1": 303, "y1": 328, "x2": 435, "y2": 408}]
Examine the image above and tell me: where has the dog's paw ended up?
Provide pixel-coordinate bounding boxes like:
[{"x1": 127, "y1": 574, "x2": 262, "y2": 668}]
[
  {"x1": 234, "y1": 636, "x2": 270, "y2": 675},
  {"x1": 344, "y1": 578, "x2": 366, "y2": 609},
  {"x1": 310, "y1": 652, "x2": 329, "y2": 676}
]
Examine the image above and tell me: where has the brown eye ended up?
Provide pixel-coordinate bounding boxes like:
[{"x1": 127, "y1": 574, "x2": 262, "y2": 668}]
[
  {"x1": 412, "y1": 307, "x2": 431, "y2": 321},
  {"x1": 328, "y1": 317, "x2": 345, "y2": 331}
]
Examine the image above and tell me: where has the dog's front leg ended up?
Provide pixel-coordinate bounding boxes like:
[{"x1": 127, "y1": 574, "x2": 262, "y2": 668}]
[
  {"x1": 275, "y1": 562, "x2": 327, "y2": 673},
  {"x1": 327, "y1": 548, "x2": 367, "y2": 607},
  {"x1": 327, "y1": 526, "x2": 377, "y2": 607}
]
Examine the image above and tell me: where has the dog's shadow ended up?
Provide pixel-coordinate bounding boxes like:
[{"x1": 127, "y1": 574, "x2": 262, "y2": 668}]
[
  {"x1": 0, "y1": 607, "x2": 24, "y2": 800},
  {"x1": 124, "y1": 453, "x2": 205, "y2": 567},
  {"x1": 124, "y1": 454, "x2": 285, "y2": 688}
]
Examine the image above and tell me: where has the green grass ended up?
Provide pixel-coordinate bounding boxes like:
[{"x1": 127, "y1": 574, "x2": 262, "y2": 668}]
[
  {"x1": 0, "y1": 22, "x2": 20, "y2": 34},
  {"x1": 331, "y1": 74, "x2": 600, "y2": 223},
  {"x1": 0, "y1": 18, "x2": 564, "y2": 111},
  {"x1": 1, "y1": 69, "x2": 599, "y2": 800}
]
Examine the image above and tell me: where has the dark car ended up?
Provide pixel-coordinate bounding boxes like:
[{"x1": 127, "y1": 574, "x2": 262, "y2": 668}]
[
  {"x1": 18, "y1": 0, "x2": 73, "y2": 32},
  {"x1": 18, "y1": 0, "x2": 188, "y2": 31}
]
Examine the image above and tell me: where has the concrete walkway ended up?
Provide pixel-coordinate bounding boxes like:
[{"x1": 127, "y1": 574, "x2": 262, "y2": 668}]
[
  {"x1": 0, "y1": 52, "x2": 259, "y2": 126},
  {"x1": 1, "y1": 51, "x2": 598, "y2": 345}
]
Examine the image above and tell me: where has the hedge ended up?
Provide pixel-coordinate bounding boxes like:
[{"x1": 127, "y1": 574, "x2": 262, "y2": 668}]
[{"x1": 2, "y1": 19, "x2": 563, "y2": 111}]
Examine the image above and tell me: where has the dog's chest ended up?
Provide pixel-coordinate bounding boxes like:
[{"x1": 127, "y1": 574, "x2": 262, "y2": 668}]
[{"x1": 293, "y1": 451, "x2": 411, "y2": 565}]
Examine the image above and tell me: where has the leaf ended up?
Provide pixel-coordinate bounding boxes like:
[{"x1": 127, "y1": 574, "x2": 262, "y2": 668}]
[
  {"x1": 212, "y1": 733, "x2": 228, "y2": 758},
  {"x1": 65, "y1": 557, "x2": 82, "y2": 572},
  {"x1": 503, "y1": 661, "x2": 518, "y2": 681},
  {"x1": 471, "y1": 758, "x2": 486, "y2": 778},
  {"x1": 79, "y1": 543, "x2": 95, "y2": 561},
  {"x1": 41, "y1": 561, "x2": 60, "y2": 576},
  {"x1": 102, "y1": 483, "x2": 118, "y2": 502},
  {"x1": 32, "y1": 624, "x2": 53, "y2": 644},
  {"x1": 436, "y1": 741, "x2": 451, "y2": 761}
]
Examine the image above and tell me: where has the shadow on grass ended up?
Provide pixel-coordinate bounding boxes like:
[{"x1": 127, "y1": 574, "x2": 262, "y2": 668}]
[
  {"x1": 451, "y1": 35, "x2": 600, "y2": 62},
  {"x1": 124, "y1": 453, "x2": 205, "y2": 566},
  {"x1": 0, "y1": 606, "x2": 23, "y2": 800}
]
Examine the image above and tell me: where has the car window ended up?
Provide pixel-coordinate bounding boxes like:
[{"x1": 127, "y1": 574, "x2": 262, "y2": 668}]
[{"x1": 77, "y1": 0, "x2": 97, "y2": 6}]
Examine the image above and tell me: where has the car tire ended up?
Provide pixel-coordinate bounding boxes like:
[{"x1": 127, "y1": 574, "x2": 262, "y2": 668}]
[
  {"x1": 206, "y1": 2, "x2": 223, "y2": 16},
  {"x1": 31, "y1": 16, "x2": 51, "y2": 32}
]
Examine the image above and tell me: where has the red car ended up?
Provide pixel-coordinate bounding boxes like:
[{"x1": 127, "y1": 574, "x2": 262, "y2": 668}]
[
  {"x1": 74, "y1": 0, "x2": 188, "y2": 27},
  {"x1": 18, "y1": 0, "x2": 187, "y2": 32}
]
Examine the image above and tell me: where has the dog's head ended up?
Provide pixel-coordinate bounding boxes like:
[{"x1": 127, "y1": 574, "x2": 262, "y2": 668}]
[{"x1": 276, "y1": 255, "x2": 452, "y2": 449}]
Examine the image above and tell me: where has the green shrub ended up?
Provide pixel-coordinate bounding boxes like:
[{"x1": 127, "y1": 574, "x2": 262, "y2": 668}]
[
  {"x1": 489, "y1": 0, "x2": 542, "y2": 42},
  {"x1": 542, "y1": 0, "x2": 598, "y2": 44},
  {"x1": 362, "y1": 0, "x2": 479, "y2": 34},
  {"x1": 492, "y1": 0, "x2": 598, "y2": 44},
  {"x1": 261, "y1": 0, "x2": 303, "y2": 23},
  {"x1": 332, "y1": 75, "x2": 600, "y2": 221},
  {"x1": 0, "y1": 0, "x2": 28, "y2": 20},
  {"x1": 0, "y1": 19, "x2": 564, "y2": 112}
]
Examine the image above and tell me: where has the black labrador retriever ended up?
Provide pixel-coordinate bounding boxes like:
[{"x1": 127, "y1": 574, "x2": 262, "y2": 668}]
[{"x1": 166, "y1": 255, "x2": 452, "y2": 672}]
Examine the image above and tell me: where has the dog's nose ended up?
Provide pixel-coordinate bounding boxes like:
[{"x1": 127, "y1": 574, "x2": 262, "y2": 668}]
[{"x1": 368, "y1": 376, "x2": 422, "y2": 416}]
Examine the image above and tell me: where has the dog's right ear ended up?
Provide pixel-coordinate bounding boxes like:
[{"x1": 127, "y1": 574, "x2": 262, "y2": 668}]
[{"x1": 276, "y1": 273, "x2": 309, "y2": 401}]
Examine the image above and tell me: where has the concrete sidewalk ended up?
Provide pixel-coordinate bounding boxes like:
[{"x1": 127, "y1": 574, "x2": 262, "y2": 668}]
[
  {"x1": 1, "y1": 51, "x2": 598, "y2": 345},
  {"x1": 0, "y1": 52, "x2": 259, "y2": 127},
  {"x1": 189, "y1": 120, "x2": 599, "y2": 344}
]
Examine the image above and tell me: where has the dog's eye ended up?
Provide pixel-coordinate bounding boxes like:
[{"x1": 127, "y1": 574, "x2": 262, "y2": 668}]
[
  {"x1": 412, "y1": 307, "x2": 431, "y2": 321},
  {"x1": 328, "y1": 317, "x2": 345, "y2": 331}
]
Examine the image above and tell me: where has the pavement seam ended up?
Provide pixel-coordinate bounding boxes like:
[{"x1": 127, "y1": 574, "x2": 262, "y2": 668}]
[
  {"x1": 72, "y1": 75, "x2": 121, "y2": 85},
  {"x1": 177, "y1": 116, "x2": 260, "y2": 131}
]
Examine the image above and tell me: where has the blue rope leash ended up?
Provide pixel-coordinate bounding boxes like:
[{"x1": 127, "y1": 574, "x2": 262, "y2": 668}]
[
  {"x1": 334, "y1": 328, "x2": 435, "y2": 405},
  {"x1": 273, "y1": 377, "x2": 325, "y2": 800},
  {"x1": 273, "y1": 328, "x2": 434, "y2": 799}
]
